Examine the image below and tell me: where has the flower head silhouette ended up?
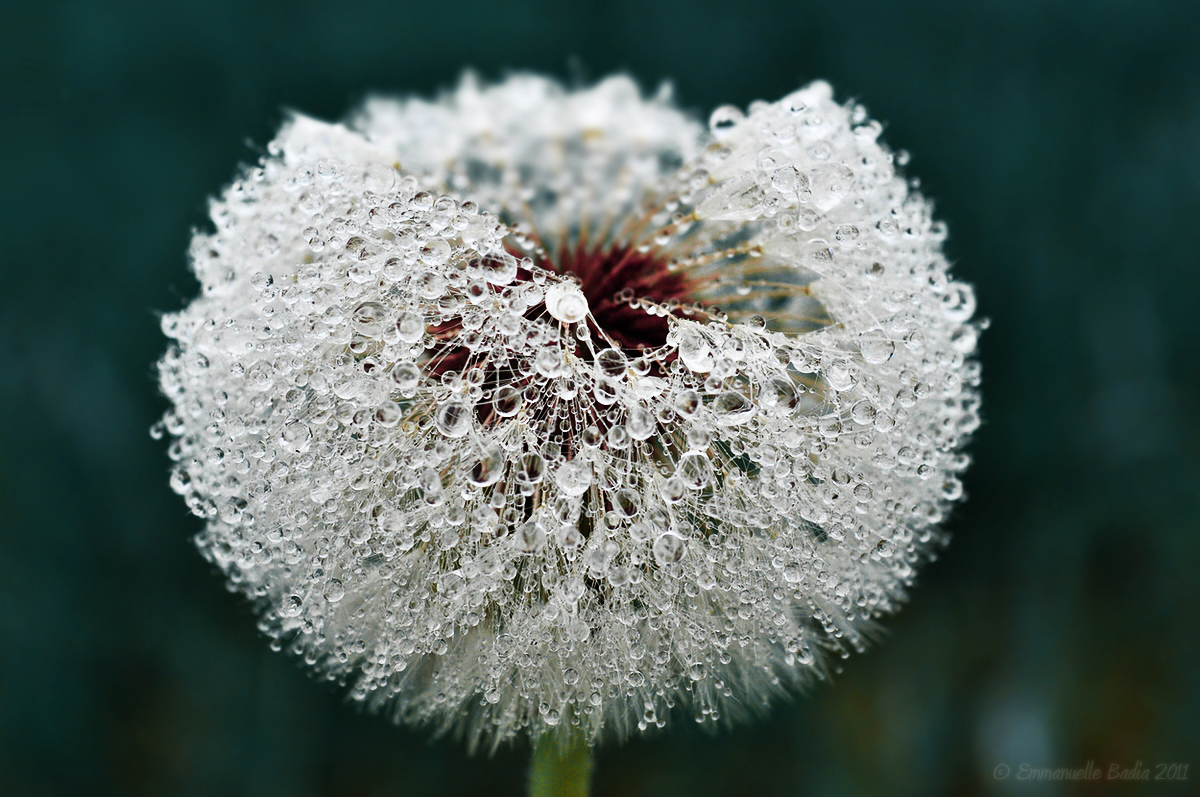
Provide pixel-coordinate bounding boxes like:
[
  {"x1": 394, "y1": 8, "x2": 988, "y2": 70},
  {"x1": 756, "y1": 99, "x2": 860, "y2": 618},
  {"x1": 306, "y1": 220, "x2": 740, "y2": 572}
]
[{"x1": 158, "y1": 74, "x2": 980, "y2": 750}]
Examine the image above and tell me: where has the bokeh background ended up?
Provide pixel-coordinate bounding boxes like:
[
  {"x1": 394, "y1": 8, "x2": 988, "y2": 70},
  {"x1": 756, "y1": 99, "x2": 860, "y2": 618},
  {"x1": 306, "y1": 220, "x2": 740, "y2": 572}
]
[{"x1": 3, "y1": 1, "x2": 1198, "y2": 795}]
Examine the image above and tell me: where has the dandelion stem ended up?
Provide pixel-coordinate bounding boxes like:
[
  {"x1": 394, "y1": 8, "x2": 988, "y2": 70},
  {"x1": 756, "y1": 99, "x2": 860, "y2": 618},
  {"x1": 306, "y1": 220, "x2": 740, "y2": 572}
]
[{"x1": 528, "y1": 732, "x2": 593, "y2": 797}]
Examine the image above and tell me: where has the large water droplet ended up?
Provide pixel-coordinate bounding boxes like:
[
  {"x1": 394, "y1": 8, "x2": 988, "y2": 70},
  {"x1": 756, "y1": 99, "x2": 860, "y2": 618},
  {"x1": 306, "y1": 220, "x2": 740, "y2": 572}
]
[
  {"x1": 676, "y1": 452, "x2": 714, "y2": 490},
  {"x1": 595, "y1": 348, "x2": 627, "y2": 378},
  {"x1": 513, "y1": 520, "x2": 547, "y2": 554},
  {"x1": 713, "y1": 391, "x2": 756, "y2": 426},
  {"x1": 709, "y1": 105, "x2": 745, "y2": 138},
  {"x1": 395, "y1": 311, "x2": 425, "y2": 344},
  {"x1": 673, "y1": 389, "x2": 701, "y2": 418},
  {"x1": 859, "y1": 337, "x2": 895, "y2": 364},
  {"x1": 545, "y1": 282, "x2": 589, "y2": 324},
  {"x1": 477, "y1": 253, "x2": 519, "y2": 286},
  {"x1": 352, "y1": 302, "x2": 387, "y2": 337},
  {"x1": 555, "y1": 459, "x2": 592, "y2": 497},
  {"x1": 492, "y1": 385, "x2": 522, "y2": 417},
  {"x1": 626, "y1": 407, "x2": 655, "y2": 440},
  {"x1": 467, "y1": 444, "x2": 506, "y2": 487},
  {"x1": 653, "y1": 533, "x2": 686, "y2": 566},
  {"x1": 391, "y1": 362, "x2": 420, "y2": 391},
  {"x1": 435, "y1": 401, "x2": 472, "y2": 438},
  {"x1": 280, "y1": 420, "x2": 312, "y2": 453},
  {"x1": 678, "y1": 333, "x2": 713, "y2": 373},
  {"x1": 323, "y1": 578, "x2": 345, "y2": 603}
]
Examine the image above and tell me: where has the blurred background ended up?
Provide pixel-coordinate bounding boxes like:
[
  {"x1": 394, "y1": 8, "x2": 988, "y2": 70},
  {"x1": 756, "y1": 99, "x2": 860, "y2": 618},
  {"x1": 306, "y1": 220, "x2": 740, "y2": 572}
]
[{"x1": 3, "y1": 1, "x2": 1198, "y2": 795}]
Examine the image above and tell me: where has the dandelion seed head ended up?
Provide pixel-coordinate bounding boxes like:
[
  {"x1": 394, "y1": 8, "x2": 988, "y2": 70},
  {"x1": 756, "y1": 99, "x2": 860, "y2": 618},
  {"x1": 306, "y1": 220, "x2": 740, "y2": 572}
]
[{"x1": 158, "y1": 74, "x2": 981, "y2": 749}]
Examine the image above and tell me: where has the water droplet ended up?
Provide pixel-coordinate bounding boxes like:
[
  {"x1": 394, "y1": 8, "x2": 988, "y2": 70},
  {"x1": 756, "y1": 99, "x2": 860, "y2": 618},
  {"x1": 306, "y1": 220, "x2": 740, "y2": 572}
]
[
  {"x1": 555, "y1": 459, "x2": 592, "y2": 497},
  {"x1": 859, "y1": 337, "x2": 895, "y2": 364},
  {"x1": 281, "y1": 595, "x2": 303, "y2": 617},
  {"x1": 513, "y1": 520, "x2": 546, "y2": 554},
  {"x1": 653, "y1": 533, "x2": 685, "y2": 566},
  {"x1": 675, "y1": 452, "x2": 714, "y2": 490},
  {"x1": 476, "y1": 253, "x2": 518, "y2": 286},
  {"x1": 678, "y1": 333, "x2": 713, "y2": 373},
  {"x1": 391, "y1": 362, "x2": 420, "y2": 391},
  {"x1": 280, "y1": 420, "x2": 312, "y2": 452},
  {"x1": 673, "y1": 389, "x2": 701, "y2": 418},
  {"x1": 492, "y1": 385, "x2": 522, "y2": 417},
  {"x1": 467, "y1": 444, "x2": 506, "y2": 487},
  {"x1": 770, "y1": 165, "x2": 800, "y2": 194},
  {"x1": 713, "y1": 391, "x2": 757, "y2": 426},
  {"x1": 950, "y1": 326, "x2": 977, "y2": 353},
  {"x1": 323, "y1": 578, "x2": 345, "y2": 603},
  {"x1": 515, "y1": 452, "x2": 546, "y2": 484},
  {"x1": 435, "y1": 401, "x2": 472, "y2": 438},
  {"x1": 414, "y1": 271, "x2": 446, "y2": 299},
  {"x1": 626, "y1": 407, "x2": 655, "y2": 440},
  {"x1": 395, "y1": 311, "x2": 425, "y2": 344},
  {"x1": 941, "y1": 283, "x2": 976, "y2": 322},
  {"x1": 614, "y1": 488, "x2": 640, "y2": 517},
  {"x1": 363, "y1": 162, "x2": 395, "y2": 193},
  {"x1": 825, "y1": 363, "x2": 856, "y2": 392},
  {"x1": 545, "y1": 282, "x2": 589, "y2": 324},
  {"x1": 761, "y1": 377, "x2": 799, "y2": 412},
  {"x1": 709, "y1": 105, "x2": 745, "y2": 137},
  {"x1": 850, "y1": 400, "x2": 876, "y2": 424},
  {"x1": 595, "y1": 348, "x2": 627, "y2": 378},
  {"x1": 419, "y1": 239, "x2": 450, "y2": 266}
]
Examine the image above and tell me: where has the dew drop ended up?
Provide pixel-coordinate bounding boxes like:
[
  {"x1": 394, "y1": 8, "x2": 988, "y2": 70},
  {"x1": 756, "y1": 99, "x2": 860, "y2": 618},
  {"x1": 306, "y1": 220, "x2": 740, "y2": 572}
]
[
  {"x1": 435, "y1": 401, "x2": 472, "y2": 438},
  {"x1": 678, "y1": 334, "x2": 713, "y2": 373},
  {"x1": 513, "y1": 520, "x2": 547, "y2": 554},
  {"x1": 675, "y1": 452, "x2": 714, "y2": 490},
  {"x1": 626, "y1": 407, "x2": 655, "y2": 440},
  {"x1": 323, "y1": 578, "x2": 345, "y2": 603},
  {"x1": 391, "y1": 362, "x2": 420, "y2": 391},
  {"x1": 477, "y1": 253, "x2": 519, "y2": 286},
  {"x1": 653, "y1": 533, "x2": 686, "y2": 566},
  {"x1": 713, "y1": 391, "x2": 757, "y2": 426},
  {"x1": 595, "y1": 348, "x2": 627, "y2": 378},
  {"x1": 395, "y1": 311, "x2": 425, "y2": 344},
  {"x1": 280, "y1": 420, "x2": 312, "y2": 453},
  {"x1": 467, "y1": 444, "x2": 506, "y2": 487},
  {"x1": 709, "y1": 105, "x2": 745, "y2": 138},
  {"x1": 419, "y1": 239, "x2": 451, "y2": 266},
  {"x1": 281, "y1": 595, "x2": 303, "y2": 617},
  {"x1": 555, "y1": 459, "x2": 592, "y2": 497},
  {"x1": 673, "y1": 389, "x2": 702, "y2": 418},
  {"x1": 859, "y1": 337, "x2": 895, "y2": 364},
  {"x1": 492, "y1": 385, "x2": 523, "y2": 417},
  {"x1": 545, "y1": 282, "x2": 589, "y2": 324}
]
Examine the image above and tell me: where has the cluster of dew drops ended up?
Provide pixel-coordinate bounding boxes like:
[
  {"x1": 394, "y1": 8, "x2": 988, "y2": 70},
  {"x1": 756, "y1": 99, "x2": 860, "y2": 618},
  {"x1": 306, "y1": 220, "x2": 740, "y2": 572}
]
[{"x1": 156, "y1": 77, "x2": 981, "y2": 747}]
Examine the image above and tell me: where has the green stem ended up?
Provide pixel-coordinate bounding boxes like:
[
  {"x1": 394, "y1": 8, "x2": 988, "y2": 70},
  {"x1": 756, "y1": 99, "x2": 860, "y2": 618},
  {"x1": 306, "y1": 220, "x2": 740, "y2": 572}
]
[{"x1": 528, "y1": 732, "x2": 593, "y2": 797}]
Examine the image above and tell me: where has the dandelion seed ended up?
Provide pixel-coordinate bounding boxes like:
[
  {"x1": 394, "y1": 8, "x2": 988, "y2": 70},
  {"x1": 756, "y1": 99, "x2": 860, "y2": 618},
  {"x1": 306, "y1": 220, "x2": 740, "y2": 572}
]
[{"x1": 158, "y1": 73, "x2": 981, "y2": 751}]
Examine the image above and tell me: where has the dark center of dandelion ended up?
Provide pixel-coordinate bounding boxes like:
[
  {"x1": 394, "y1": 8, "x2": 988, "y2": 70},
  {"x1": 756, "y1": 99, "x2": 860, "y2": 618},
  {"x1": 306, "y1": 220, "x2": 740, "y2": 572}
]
[
  {"x1": 551, "y1": 242, "x2": 694, "y2": 351},
  {"x1": 426, "y1": 239, "x2": 699, "y2": 381}
]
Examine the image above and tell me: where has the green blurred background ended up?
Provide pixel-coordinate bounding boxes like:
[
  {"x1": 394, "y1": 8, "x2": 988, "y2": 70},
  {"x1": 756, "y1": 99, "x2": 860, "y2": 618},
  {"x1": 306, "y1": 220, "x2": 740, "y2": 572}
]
[{"x1": 3, "y1": 1, "x2": 1198, "y2": 795}]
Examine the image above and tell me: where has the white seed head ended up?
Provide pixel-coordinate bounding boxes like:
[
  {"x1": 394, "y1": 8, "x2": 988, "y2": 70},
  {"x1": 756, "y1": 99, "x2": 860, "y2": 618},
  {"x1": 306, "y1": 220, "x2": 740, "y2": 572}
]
[{"x1": 158, "y1": 73, "x2": 981, "y2": 750}]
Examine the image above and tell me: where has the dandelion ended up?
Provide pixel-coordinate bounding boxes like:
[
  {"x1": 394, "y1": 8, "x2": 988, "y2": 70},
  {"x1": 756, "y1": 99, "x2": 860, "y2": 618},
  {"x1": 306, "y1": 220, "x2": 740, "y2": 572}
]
[{"x1": 157, "y1": 74, "x2": 980, "y2": 763}]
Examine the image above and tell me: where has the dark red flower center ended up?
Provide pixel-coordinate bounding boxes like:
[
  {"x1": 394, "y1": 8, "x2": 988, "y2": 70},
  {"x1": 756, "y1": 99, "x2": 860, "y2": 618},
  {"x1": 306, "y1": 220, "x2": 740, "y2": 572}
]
[{"x1": 553, "y1": 241, "x2": 694, "y2": 352}]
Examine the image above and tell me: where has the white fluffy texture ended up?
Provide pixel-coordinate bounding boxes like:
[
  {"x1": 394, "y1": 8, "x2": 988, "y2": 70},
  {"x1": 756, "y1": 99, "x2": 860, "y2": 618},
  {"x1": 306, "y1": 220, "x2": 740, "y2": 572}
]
[{"x1": 158, "y1": 74, "x2": 980, "y2": 749}]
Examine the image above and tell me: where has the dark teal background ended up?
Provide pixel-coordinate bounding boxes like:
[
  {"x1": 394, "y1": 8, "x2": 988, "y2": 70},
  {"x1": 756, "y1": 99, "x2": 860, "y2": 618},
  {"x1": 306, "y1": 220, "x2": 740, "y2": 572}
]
[{"x1": 3, "y1": 1, "x2": 1198, "y2": 795}]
